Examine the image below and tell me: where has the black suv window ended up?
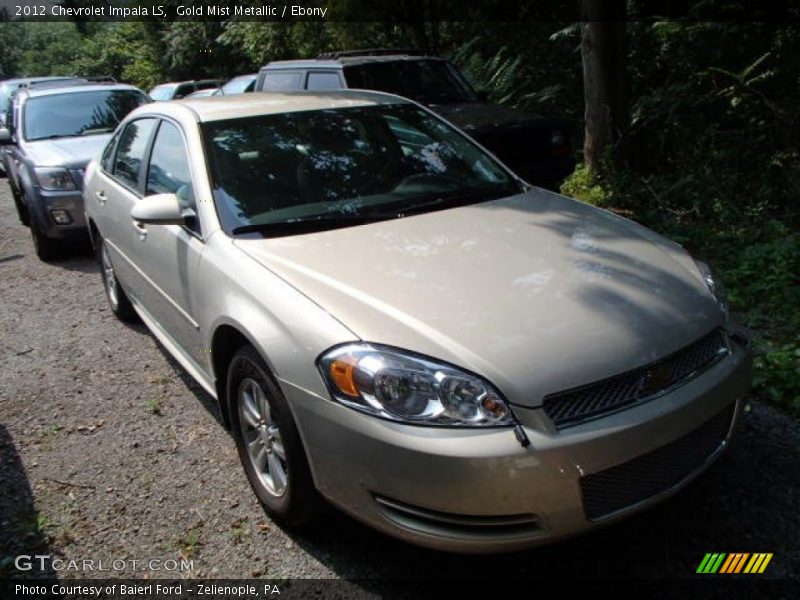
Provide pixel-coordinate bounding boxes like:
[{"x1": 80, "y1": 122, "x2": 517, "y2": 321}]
[
  {"x1": 263, "y1": 72, "x2": 303, "y2": 91},
  {"x1": 344, "y1": 60, "x2": 477, "y2": 104},
  {"x1": 306, "y1": 72, "x2": 342, "y2": 91},
  {"x1": 113, "y1": 118, "x2": 157, "y2": 190}
]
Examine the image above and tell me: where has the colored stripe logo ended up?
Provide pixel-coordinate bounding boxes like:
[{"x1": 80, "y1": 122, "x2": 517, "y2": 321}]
[{"x1": 696, "y1": 553, "x2": 773, "y2": 574}]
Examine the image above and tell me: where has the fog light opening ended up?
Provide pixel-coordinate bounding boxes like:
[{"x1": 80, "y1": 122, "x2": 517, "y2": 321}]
[{"x1": 50, "y1": 209, "x2": 72, "y2": 225}]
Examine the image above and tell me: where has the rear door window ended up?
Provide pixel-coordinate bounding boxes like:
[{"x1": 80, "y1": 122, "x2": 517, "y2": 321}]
[{"x1": 306, "y1": 72, "x2": 342, "y2": 91}]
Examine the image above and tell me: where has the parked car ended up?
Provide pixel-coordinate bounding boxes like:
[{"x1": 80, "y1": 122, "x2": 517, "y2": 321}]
[
  {"x1": 186, "y1": 88, "x2": 219, "y2": 98},
  {"x1": 254, "y1": 50, "x2": 576, "y2": 188},
  {"x1": 214, "y1": 73, "x2": 257, "y2": 96},
  {"x1": 0, "y1": 77, "x2": 86, "y2": 174},
  {"x1": 83, "y1": 91, "x2": 750, "y2": 553},
  {"x1": 149, "y1": 79, "x2": 224, "y2": 101},
  {"x1": 0, "y1": 81, "x2": 149, "y2": 259}
]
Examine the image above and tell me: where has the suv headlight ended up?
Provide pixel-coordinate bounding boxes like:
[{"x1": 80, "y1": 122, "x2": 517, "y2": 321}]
[
  {"x1": 35, "y1": 167, "x2": 76, "y2": 191},
  {"x1": 694, "y1": 258, "x2": 729, "y2": 327},
  {"x1": 318, "y1": 344, "x2": 514, "y2": 427}
]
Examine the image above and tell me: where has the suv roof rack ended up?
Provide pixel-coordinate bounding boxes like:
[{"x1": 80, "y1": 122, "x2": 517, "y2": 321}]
[
  {"x1": 83, "y1": 76, "x2": 118, "y2": 83},
  {"x1": 316, "y1": 48, "x2": 429, "y2": 60},
  {"x1": 20, "y1": 77, "x2": 88, "y2": 89}
]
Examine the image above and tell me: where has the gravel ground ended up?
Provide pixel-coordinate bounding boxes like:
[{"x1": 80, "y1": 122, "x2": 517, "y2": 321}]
[{"x1": 0, "y1": 181, "x2": 798, "y2": 587}]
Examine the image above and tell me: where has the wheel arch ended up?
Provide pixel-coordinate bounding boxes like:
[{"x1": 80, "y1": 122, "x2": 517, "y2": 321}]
[{"x1": 210, "y1": 322, "x2": 278, "y2": 430}]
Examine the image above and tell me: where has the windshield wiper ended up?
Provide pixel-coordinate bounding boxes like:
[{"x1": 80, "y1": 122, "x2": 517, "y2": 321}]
[
  {"x1": 231, "y1": 213, "x2": 397, "y2": 236},
  {"x1": 81, "y1": 127, "x2": 115, "y2": 136},
  {"x1": 32, "y1": 134, "x2": 74, "y2": 141},
  {"x1": 393, "y1": 187, "x2": 513, "y2": 215}
]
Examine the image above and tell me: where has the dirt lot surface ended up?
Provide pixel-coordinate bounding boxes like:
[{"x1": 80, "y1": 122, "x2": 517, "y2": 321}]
[{"x1": 0, "y1": 182, "x2": 798, "y2": 589}]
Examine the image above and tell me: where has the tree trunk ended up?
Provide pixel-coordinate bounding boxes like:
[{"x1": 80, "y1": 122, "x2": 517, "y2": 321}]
[{"x1": 581, "y1": 0, "x2": 628, "y2": 175}]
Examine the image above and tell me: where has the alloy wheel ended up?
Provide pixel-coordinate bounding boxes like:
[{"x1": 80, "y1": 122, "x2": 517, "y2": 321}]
[{"x1": 237, "y1": 377, "x2": 288, "y2": 497}]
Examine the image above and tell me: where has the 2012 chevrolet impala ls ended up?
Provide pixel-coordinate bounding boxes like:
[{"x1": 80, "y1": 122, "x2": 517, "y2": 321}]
[{"x1": 83, "y1": 91, "x2": 751, "y2": 553}]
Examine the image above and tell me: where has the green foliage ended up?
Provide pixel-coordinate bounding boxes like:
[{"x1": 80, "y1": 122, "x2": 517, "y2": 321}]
[{"x1": 559, "y1": 165, "x2": 612, "y2": 207}]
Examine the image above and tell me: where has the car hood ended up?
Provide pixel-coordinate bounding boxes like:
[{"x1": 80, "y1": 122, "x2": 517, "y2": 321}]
[
  {"x1": 24, "y1": 134, "x2": 111, "y2": 169},
  {"x1": 431, "y1": 101, "x2": 550, "y2": 132},
  {"x1": 235, "y1": 189, "x2": 722, "y2": 407}
]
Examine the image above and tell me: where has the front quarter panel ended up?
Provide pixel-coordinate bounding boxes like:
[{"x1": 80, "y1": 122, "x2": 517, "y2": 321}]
[{"x1": 197, "y1": 231, "x2": 357, "y2": 398}]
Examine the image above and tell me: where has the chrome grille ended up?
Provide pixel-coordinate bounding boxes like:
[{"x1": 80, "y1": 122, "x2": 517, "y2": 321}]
[
  {"x1": 580, "y1": 403, "x2": 735, "y2": 520},
  {"x1": 543, "y1": 328, "x2": 729, "y2": 429}
]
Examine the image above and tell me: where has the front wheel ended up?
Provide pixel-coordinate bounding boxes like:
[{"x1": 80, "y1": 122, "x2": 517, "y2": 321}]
[
  {"x1": 12, "y1": 189, "x2": 30, "y2": 226},
  {"x1": 29, "y1": 216, "x2": 59, "y2": 261},
  {"x1": 228, "y1": 345, "x2": 321, "y2": 527}
]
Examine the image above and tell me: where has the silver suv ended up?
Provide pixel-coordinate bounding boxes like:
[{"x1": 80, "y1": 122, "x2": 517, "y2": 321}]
[{"x1": 0, "y1": 82, "x2": 149, "y2": 260}]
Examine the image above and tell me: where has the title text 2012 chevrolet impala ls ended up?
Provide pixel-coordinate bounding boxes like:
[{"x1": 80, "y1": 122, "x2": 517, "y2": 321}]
[{"x1": 82, "y1": 91, "x2": 751, "y2": 553}]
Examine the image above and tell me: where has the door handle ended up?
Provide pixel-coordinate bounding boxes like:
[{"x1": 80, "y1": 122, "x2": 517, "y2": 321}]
[
  {"x1": 95, "y1": 190, "x2": 107, "y2": 205},
  {"x1": 133, "y1": 220, "x2": 147, "y2": 240}
]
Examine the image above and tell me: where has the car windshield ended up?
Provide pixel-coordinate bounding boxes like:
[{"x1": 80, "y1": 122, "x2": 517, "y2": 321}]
[
  {"x1": 221, "y1": 75, "x2": 256, "y2": 95},
  {"x1": 202, "y1": 103, "x2": 520, "y2": 236},
  {"x1": 23, "y1": 90, "x2": 148, "y2": 141},
  {"x1": 149, "y1": 85, "x2": 176, "y2": 101},
  {"x1": 344, "y1": 60, "x2": 478, "y2": 104}
]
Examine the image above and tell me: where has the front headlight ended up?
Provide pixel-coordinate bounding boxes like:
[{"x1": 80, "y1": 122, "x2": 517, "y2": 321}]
[
  {"x1": 35, "y1": 167, "x2": 76, "y2": 191},
  {"x1": 318, "y1": 344, "x2": 515, "y2": 427},
  {"x1": 694, "y1": 258, "x2": 729, "y2": 327}
]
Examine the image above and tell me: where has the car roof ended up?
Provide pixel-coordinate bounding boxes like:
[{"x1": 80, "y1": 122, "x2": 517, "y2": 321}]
[
  {"x1": 0, "y1": 76, "x2": 79, "y2": 86},
  {"x1": 153, "y1": 79, "x2": 224, "y2": 87},
  {"x1": 263, "y1": 55, "x2": 448, "y2": 70},
  {"x1": 147, "y1": 90, "x2": 412, "y2": 122},
  {"x1": 20, "y1": 83, "x2": 143, "y2": 98}
]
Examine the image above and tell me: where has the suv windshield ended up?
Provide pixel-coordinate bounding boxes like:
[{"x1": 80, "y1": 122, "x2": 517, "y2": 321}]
[
  {"x1": 203, "y1": 103, "x2": 520, "y2": 235},
  {"x1": 23, "y1": 90, "x2": 148, "y2": 141},
  {"x1": 344, "y1": 60, "x2": 478, "y2": 104}
]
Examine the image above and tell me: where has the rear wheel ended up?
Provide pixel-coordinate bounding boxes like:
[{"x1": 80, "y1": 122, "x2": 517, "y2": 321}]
[
  {"x1": 228, "y1": 345, "x2": 321, "y2": 527},
  {"x1": 98, "y1": 236, "x2": 137, "y2": 322}
]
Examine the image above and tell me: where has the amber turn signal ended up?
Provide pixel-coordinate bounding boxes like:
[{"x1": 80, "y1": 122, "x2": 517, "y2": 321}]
[{"x1": 330, "y1": 357, "x2": 359, "y2": 397}]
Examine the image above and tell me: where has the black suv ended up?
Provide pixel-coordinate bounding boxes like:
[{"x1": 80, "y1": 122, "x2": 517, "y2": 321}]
[{"x1": 254, "y1": 50, "x2": 575, "y2": 188}]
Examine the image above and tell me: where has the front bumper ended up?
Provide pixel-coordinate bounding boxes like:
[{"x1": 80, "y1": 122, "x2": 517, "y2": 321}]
[
  {"x1": 287, "y1": 330, "x2": 751, "y2": 553},
  {"x1": 28, "y1": 187, "x2": 88, "y2": 240}
]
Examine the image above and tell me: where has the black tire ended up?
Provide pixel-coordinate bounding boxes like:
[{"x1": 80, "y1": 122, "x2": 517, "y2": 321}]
[
  {"x1": 97, "y1": 235, "x2": 138, "y2": 322},
  {"x1": 228, "y1": 345, "x2": 321, "y2": 527},
  {"x1": 13, "y1": 190, "x2": 30, "y2": 226},
  {"x1": 29, "y1": 215, "x2": 59, "y2": 261}
]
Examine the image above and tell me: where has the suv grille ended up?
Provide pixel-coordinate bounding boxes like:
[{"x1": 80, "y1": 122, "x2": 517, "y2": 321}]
[
  {"x1": 580, "y1": 403, "x2": 735, "y2": 520},
  {"x1": 543, "y1": 328, "x2": 729, "y2": 429}
]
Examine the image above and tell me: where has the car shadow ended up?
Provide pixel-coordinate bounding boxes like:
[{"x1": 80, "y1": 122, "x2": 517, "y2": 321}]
[
  {"x1": 148, "y1": 337, "x2": 226, "y2": 428},
  {"x1": 0, "y1": 424, "x2": 58, "y2": 579},
  {"x1": 46, "y1": 239, "x2": 98, "y2": 274}
]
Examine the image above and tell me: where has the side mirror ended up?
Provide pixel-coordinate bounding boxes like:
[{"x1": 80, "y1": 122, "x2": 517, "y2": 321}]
[
  {"x1": 0, "y1": 128, "x2": 11, "y2": 145},
  {"x1": 131, "y1": 193, "x2": 189, "y2": 225}
]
